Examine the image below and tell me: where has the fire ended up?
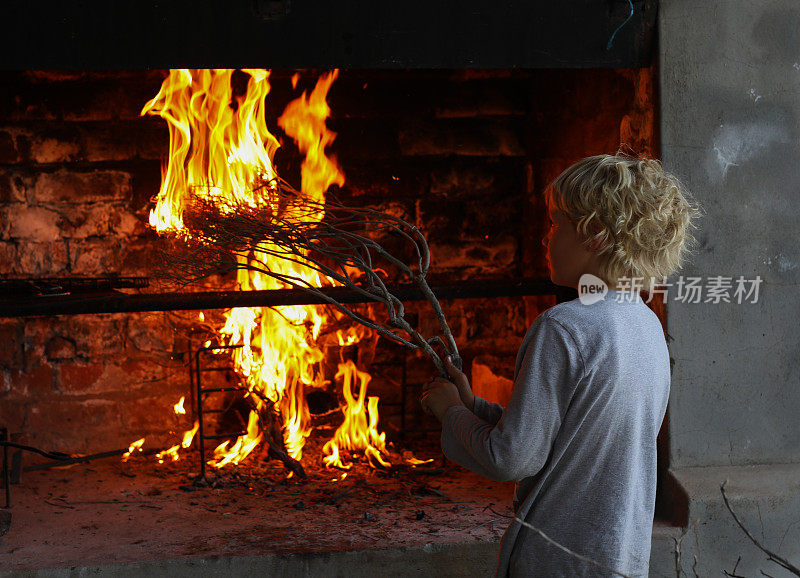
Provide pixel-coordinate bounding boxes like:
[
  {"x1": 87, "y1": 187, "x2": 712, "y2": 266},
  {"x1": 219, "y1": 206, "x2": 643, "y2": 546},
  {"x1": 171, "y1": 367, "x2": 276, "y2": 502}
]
[
  {"x1": 122, "y1": 438, "x2": 145, "y2": 462},
  {"x1": 323, "y1": 360, "x2": 391, "y2": 469},
  {"x1": 141, "y1": 69, "x2": 392, "y2": 473},
  {"x1": 173, "y1": 396, "x2": 186, "y2": 415},
  {"x1": 182, "y1": 421, "x2": 199, "y2": 448}
]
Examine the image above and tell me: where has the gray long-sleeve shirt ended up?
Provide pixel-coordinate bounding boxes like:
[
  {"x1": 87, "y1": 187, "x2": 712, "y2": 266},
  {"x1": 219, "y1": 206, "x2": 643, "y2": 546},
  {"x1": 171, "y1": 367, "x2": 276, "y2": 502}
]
[{"x1": 441, "y1": 291, "x2": 670, "y2": 577}]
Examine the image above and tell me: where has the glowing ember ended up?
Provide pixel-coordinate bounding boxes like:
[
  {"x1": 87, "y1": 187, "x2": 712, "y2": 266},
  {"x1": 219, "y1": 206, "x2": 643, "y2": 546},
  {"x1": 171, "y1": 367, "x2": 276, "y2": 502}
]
[
  {"x1": 122, "y1": 438, "x2": 145, "y2": 462},
  {"x1": 156, "y1": 445, "x2": 180, "y2": 464}
]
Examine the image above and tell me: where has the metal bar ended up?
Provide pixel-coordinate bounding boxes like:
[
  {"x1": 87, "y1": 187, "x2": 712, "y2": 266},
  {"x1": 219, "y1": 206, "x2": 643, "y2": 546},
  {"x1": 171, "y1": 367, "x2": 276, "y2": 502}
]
[
  {"x1": 2, "y1": 429, "x2": 9, "y2": 508},
  {"x1": 196, "y1": 348, "x2": 206, "y2": 482},
  {"x1": 10, "y1": 451, "x2": 21, "y2": 484},
  {"x1": 0, "y1": 278, "x2": 562, "y2": 318},
  {"x1": 194, "y1": 343, "x2": 248, "y2": 482},
  {"x1": 22, "y1": 449, "x2": 127, "y2": 472},
  {"x1": 400, "y1": 361, "x2": 408, "y2": 440},
  {"x1": 195, "y1": 367, "x2": 236, "y2": 373},
  {"x1": 201, "y1": 432, "x2": 247, "y2": 441}
]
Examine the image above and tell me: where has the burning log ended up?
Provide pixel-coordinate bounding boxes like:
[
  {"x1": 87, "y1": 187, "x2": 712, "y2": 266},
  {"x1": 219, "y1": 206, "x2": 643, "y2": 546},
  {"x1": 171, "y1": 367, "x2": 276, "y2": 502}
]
[
  {"x1": 250, "y1": 391, "x2": 306, "y2": 478},
  {"x1": 165, "y1": 176, "x2": 463, "y2": 378}
]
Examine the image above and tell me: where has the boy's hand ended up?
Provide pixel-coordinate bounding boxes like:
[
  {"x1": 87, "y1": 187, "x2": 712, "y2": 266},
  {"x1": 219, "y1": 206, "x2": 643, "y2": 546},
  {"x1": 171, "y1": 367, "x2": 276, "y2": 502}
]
[
  {"x1": 420, "y1": 380, "x2": 463, "y2": 421},
  {"x1": 444, "y1": 355, "x2": 475, "y2": 412}
]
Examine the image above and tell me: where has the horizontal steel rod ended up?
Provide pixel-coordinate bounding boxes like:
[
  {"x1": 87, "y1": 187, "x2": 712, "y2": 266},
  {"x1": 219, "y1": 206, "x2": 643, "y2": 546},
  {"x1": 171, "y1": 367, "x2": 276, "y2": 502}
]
[{"x1": 0, "y1": 278, "x2": 569, "y2": 318}]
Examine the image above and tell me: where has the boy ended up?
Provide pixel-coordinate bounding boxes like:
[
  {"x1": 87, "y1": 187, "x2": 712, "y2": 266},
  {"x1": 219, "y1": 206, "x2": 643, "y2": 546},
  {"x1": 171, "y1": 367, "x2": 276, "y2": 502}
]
[{"x1": 421, "y1": 155, "x2": 700, "y2": 576}]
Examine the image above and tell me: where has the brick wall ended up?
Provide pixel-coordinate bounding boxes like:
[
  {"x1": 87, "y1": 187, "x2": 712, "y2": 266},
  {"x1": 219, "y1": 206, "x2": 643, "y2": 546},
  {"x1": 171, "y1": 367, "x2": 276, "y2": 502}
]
[{"x1": 0, "y1": 69, "x2": 654, "y2": 453}]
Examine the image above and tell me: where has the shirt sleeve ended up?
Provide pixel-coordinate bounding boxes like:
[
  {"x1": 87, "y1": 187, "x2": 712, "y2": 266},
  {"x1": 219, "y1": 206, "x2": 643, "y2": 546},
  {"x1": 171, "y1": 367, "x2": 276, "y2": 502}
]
[
  {"x1": 472, "y1": 395, "x2": 504, "y2": 425},
  {"x1": 440, "y1": 314, "x2": 585, "y2": 482}
]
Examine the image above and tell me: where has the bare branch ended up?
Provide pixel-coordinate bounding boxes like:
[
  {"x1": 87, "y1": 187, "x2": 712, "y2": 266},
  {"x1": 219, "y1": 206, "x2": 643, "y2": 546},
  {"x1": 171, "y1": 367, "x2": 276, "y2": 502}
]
[
  {"x1": 163, "y1": 181, "x2": 461, "y2": 377},
  {"x1": 674, "y1": 518, "x2": 700, "y2": 578},
  {"x1": 512, "y1": 517, "x2": 634, "y2": 578},
  {"x1": 723, "y1": 555, "x2": 747, "y2": 578},
  {"x1": 720, "y1": 480, "x2": 800, "y2": 576}
]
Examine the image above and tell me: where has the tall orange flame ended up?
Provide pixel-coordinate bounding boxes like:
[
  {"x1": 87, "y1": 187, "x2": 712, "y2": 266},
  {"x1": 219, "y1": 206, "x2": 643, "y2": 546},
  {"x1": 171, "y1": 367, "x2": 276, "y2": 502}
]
[
  {"x1": 323, "y1": 360, "x2": 391, "y2": 469},
  {"x1": 141, "y1": 69, "x2": 391, "y2": 472}
]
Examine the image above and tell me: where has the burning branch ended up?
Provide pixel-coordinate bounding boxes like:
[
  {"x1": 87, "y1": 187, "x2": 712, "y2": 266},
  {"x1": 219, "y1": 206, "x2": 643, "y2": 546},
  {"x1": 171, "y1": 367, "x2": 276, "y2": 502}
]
[{"x1": 165, "y1": 176, "x2": 462, "y2": 378}]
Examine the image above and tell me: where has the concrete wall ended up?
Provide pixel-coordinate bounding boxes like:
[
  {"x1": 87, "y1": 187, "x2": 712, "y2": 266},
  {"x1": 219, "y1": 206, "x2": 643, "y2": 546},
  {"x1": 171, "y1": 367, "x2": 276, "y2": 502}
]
[{"x1": 657, "y1": 0, "x2": 800, "y2": 575}]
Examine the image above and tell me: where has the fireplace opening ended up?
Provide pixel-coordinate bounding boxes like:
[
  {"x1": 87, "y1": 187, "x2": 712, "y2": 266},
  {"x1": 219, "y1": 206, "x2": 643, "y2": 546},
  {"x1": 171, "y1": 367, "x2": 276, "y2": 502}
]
[{"x1": 0, "y1": 67, "x2": 676, "y2": 571}]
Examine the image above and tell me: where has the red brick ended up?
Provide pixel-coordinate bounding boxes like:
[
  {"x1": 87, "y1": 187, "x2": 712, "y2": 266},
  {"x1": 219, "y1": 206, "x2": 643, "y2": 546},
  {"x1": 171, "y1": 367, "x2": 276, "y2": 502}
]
[
  {"x1": 119, "y1": 238, "x2": 162, "y2": 276},
  {"x1": 0, "y1": 131, "x2": 20, "y2": 164},
  {"x1": 26, "y1": 399, "x2": 122, "y2": 453},
  {"x1": 66, "y1": 317, "x2": 126, "y2": 359},
  {"x1": 69, "y1": 238, "x2": 122, "y2": 275},
  {"x1": 122, "y1": 393, "x2": 191, "y2": 433},
  {"x1": 427, "y1": 159, "x2": 522, "y2": 198},
  {"x1": 27, "y1": 130, "x2": 82, "y2": 164},
  {"x1": 0, "y1": 242, "x2": 15, "y2": 270},
  {"x1": 53, "y1": 204, "x2": 144, "y2": 241},
  {"x1": 399, "y1": 119, "x2": 524, "y2": 156},
  {"x1": 0, "y1": 172, "x2": 29, "y2": 203},
  {"x1": 80, "y1": 122, "x2": 166, "y2": 163},
  {"x1": 58, "y1": 362, "x2": 105, "y2": 393},
  {"x1": 0, "y1": 400, "x2": 27, "y2": 433},
  {"x1": 15, "y1": 241, "x2": 70, "y2": 276},
  {"x1": 418, "y1": 194, "x2": 522, "y2": 241},
  {"x1": 0, "y1": 320, "x2": 24, "y2": 367},
  {"x1": 433, "y1": 81, "x2": 526, "y2": 119},
  {"x1": 428, "y1": 236, "x2": 517, "y2": 276},
  {"x1": 45, "y1": 335, "x2": 76, "y2": 361},
  {"x1": 0, "y1": 76, "x2": 166, "y2": 123},
  {"x1": 7, "y1": 363, "x2": 55, "y2": 397},
  {"x1": 329, "y1": 119, "x2": 400, "y2": 161},
  {"x1": 6, "y1": 205, "x2": 61, "y2": 241},
  {"x1": 32, "y1": 169, "x2": 132, "y2": 204},
  {"x1": 7, "y1": 123, "x2": 165, "y2": 165},
  {"x1": 60, "y1": 359, "x2": 169, "y2": 395},
  {"x1": 127, "y1": 315, "x2": 174, "y2": 353}
]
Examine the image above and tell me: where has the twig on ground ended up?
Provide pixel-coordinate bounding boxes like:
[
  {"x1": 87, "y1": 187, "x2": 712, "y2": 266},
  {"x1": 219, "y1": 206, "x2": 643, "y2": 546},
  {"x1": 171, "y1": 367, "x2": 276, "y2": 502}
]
[
  {"x1": 721, "y1": 479, "x2": 800, "y2": 576},
  {"x1": 329, "y1": 479, "x2": 369, "y2": 504},
  {"x1": 674, "y1": 518, "x2": 700, "y2": 577},
  {"x1": 512, "y1": 516, "x2": 634, "y2": 578},
  {"x1": 723, "y1": 555, "x2": 746, "y2": 578},
  {"x1": 470, "y1": 517, "x2": 504, "y2": 532}
]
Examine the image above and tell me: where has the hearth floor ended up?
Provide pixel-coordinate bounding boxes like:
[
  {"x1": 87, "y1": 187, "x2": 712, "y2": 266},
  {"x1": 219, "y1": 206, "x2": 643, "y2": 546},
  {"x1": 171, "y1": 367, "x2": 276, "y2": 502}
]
[{"x1": 0, "y1": 438, "x2": 514, "y2": 574}]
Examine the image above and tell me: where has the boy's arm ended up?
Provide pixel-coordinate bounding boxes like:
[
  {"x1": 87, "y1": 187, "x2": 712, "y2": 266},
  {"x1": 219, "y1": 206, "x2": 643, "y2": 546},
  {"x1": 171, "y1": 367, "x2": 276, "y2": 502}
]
[
  {"x1": 471, "y1": 396, "x2": 504, "y2": 425},
  {"x1": 440, "y1": 315, "x2": 584, "y2": 482}
]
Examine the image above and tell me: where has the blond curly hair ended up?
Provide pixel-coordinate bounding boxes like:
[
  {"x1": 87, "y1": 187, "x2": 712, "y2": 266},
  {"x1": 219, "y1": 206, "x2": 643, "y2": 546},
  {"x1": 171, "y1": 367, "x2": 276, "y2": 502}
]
[{"x1": 547, "y1": 154, "x2": 701, "y2": 291}]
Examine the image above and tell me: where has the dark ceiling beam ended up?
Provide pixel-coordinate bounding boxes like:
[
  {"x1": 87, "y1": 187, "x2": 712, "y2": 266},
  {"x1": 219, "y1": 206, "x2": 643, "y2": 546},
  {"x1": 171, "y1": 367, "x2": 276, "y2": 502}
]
[
  {"x1": 3, "y1": 1, "x2": 657, "y2": 69},
  {"x1": 0, "y1": 278, "x2": 573, "y2": 318}
]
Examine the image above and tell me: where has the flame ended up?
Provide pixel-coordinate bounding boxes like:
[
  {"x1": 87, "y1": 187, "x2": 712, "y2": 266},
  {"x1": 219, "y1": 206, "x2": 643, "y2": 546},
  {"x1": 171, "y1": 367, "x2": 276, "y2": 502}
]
[
  {"x1": 209, "y1": 410, "x2": 262, "y2": 468},
  {"x1": 406, "y1": 456, "x2": 434, "y2": 466},
  {"x1": 122, "y1": 438, "x2": 145, "y2": 462},
  {"x1": 142, "y1": 69, "x2": 388, "y2": 473},
  {"x1": 182, "y1": 420, "x2": 200, "y2": 448},
  {"x1": 323, "y1": 360, "x2": 390, "y2": 469},
  {"x1": 174, "y1": 396, "x2": 186, "y2": 415},
  {"x1": 156, "y1": 445, "x2": 181, "y2": 464},
  {"x1": 278, "y1": 69, "x2": 344, "y2": 208}
]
